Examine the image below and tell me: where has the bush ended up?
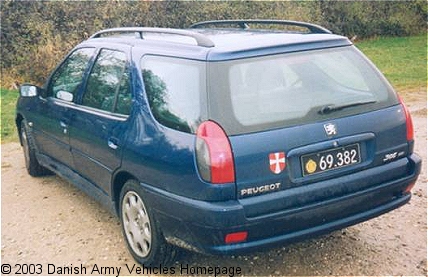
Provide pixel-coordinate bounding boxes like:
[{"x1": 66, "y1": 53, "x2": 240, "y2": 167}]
[
  {"x1": 1, "y1": 0, "x2": 426, "y2": 88},
  {"x1": 318, "y1": 1, "x2": 427, "y2": 38}
]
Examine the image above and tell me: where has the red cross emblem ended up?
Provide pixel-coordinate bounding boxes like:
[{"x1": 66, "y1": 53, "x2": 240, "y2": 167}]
[{"x1": 269, "y1": 152, "x2": 286, "y2": 174}]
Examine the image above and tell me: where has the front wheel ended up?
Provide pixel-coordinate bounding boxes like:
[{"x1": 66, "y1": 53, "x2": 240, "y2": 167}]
[
  {"x1": 119, "y1": 180, "x2": 177, "y2": 266},
  {"x1": 20, "y1": 121, "x2": 50, "y2": 177}
]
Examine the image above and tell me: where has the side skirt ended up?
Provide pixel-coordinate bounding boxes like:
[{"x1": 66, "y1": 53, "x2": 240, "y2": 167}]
[{"x1": 36, "y1": 153, "x2": 118, "y2": 216}]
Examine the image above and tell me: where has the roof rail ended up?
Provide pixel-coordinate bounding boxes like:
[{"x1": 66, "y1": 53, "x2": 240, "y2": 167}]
[
  {"x1": 89, "y1": 27, "x2": 215, "y2": 47},
  {"x1": 189, "y1": 19, "x2": 332, "y2": 34}
]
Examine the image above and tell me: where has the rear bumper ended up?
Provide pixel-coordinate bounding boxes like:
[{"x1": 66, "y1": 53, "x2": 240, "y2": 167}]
[{"x1": 141, "y1": 154, "x2": 421, "y2": 255}]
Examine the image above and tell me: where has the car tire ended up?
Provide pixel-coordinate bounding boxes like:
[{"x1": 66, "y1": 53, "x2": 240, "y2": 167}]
[
  {"x1": 20, "y1": 121, "x2": 50, "y2": 177},
  {"x1": 119, "y1": 179, "x2": 178, "y2": 266}
]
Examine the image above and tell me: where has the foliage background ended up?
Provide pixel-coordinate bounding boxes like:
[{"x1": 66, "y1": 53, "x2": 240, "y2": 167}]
[{"x1": 1, "y1": 0, "x2": 427, "y2": 87}]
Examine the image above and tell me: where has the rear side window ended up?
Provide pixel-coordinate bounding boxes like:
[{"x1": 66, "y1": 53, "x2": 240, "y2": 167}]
[
  {"x1": 82, "y1": 49, "x2": 132, "y2": 115},
  {"x1": 141, "y1": 56, "x2": 205, "y2": 133},
  {"x1": 209, "y1": 46, "x2": 398, "y2": 135},
  {"x1": 47, "y1": 48, "x2": 95, "y2": 100}
]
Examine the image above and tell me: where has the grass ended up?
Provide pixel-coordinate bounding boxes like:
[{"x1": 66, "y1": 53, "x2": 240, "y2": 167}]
[
  {"x1": 356, "y1": 34, "x2": 426, "y2": 95},
  {"x1": 1, "y1": 88, "x2": 19, "y2": 143},
  {"x1": 1, "y1": 35, "x2": 426, "y2": 143}
]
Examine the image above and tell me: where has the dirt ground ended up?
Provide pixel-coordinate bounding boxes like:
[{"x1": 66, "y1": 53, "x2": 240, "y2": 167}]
[{"x1": 1, "y1": 99, "x2": 426, "y2": 276}]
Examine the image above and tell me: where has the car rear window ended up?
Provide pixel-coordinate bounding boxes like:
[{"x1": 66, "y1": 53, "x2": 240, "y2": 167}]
[
  {"x1": 208, "y1": 46, "x2": 398, "y2": 135},
  {"x1": 141, "y1": 56, "x2": 206, "y2": 133}
]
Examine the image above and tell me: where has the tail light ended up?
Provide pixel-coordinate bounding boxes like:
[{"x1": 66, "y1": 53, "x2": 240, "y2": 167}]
[
  {"x1": 399, "y1": 96, "x2": 416, "y2": 195},
  {"x1": 196, "y1": 121, "x2": 235, "y2": 184},
  {"x1": 398, "y1": 95, "x2": 414, "y2": 142}
]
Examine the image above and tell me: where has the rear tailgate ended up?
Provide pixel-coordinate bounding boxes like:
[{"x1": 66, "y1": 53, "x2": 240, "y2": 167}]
[{"x1": 229, "y1": 105, "x2": 411, "y2": 217}]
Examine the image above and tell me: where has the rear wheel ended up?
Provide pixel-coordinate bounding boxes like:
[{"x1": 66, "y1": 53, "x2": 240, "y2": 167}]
[
  {"x1": 20, "y1": 121, "x2": 50, "y2": 177},
  {"x1": 119, "y1": 179, "x2": 177, "y2": 266}
]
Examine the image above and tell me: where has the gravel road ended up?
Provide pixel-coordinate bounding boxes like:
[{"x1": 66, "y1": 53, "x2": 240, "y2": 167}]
[{"x1": 1, "y1": 100, "x2": 426, "y2": 276}]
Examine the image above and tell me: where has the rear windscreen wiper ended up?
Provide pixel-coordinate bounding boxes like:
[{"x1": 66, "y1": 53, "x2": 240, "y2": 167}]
[{"x1": 318, "y1": 100, "x2": 377, "y2": 115}]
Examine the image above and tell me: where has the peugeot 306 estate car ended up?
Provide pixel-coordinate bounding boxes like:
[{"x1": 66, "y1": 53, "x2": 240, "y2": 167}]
[{"x1": 16, "y1": 20, "x2": 421, "y2": 265}]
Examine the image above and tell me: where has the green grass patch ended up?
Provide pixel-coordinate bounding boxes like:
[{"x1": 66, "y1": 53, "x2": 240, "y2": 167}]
[
  {"x1": 356, "y1": 34, "x2": 426, "y2": 93},
  {"x1": 1, "y1": 88, "x2": 19, "y2": 143}
]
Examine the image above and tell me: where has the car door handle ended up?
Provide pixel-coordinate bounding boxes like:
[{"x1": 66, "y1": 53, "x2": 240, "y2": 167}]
[
  {"x1": 108, "y1": 138, "x2": 119, "y2": 150},
  {"x1": 60, "y1": 121, "x2": 68, "y2": 134}
]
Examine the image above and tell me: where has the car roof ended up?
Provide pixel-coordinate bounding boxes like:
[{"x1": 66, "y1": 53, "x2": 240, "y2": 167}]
[
  {"x1": 194, "y1": 29, "x2": 352, "y2": 60},
  {"x1": 83, "y1": 24, "x2": 352, "y2": 61}
]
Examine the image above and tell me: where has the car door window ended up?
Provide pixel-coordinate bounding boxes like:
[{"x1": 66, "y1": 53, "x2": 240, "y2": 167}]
[
  {"x1": 82, "y1": 49, "x2": 130, "y2": 115},
  {"x1": 46, "y1": 48, "x2": 95, "y2": 101},
  {"x1": 115, "y1": 69, "x2": 132, "y2": 115}
]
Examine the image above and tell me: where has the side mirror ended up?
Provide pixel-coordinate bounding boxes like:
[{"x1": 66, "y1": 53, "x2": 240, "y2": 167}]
[{"x1": 19, "y1": 84, "x2": 39, "y2": 97}]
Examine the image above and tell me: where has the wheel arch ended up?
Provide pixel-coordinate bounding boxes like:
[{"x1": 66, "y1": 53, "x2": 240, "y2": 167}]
[
  {"x1": 111, "y1": 170, "x2": 138, "y2": 214},
  {"x1": 15, "y1": 113, "x2": 24, "y2": 145}
]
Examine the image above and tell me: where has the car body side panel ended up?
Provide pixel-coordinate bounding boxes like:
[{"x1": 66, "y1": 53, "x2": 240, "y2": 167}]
[
  {"x1": 119, "y1": 110, "x2": 236, "y2": 201},
  {"x1": 68, "y1": 106, "x2": 128, "y2": 194},
  {"x1": 19, "y1": 97, "x2": 74, "y2": 169},
  {"x1": 35, "y1": 152, "x2": 117, "y2": 215}
]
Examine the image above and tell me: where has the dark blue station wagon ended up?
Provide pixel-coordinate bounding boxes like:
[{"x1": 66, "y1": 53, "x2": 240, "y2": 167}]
[{"x1": 16, "y1": 20, "x2": 421, "y2": 265}]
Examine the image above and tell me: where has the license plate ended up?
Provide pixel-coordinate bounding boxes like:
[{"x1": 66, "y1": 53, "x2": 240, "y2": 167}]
[{"x1": 301, "y1": 143, "x2": 361, "y2": 176}]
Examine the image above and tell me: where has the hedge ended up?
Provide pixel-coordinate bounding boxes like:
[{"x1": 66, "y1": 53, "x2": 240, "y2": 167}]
[{"x1": 1, "y1": 0, "x2": 426, "y2": 87}]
